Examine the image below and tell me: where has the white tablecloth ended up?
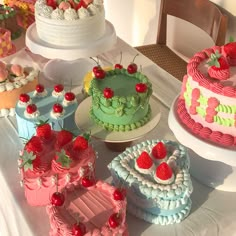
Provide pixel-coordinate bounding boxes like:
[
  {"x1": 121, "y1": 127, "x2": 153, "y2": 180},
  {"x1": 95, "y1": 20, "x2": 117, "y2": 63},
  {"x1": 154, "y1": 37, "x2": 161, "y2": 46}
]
[{"x1": 0, "y1": 37, "x2": 236, "y2": 236}]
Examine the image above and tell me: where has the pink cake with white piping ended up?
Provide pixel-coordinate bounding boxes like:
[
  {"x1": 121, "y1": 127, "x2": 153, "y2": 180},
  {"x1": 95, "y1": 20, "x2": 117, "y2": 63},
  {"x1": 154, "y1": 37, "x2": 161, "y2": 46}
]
[
  {"x1": 46, "y1": 181, "x2": 128, "y2": 236},
  {"x1": 177, "y1": 42, "x2": 236, "y2": 148},
  {"x1": 18, "y1": 126, "x2": 96, "y2": 206}
]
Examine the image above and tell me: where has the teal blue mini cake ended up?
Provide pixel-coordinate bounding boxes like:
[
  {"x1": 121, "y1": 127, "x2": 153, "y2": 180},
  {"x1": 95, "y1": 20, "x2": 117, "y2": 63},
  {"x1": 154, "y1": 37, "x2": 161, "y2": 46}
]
[
  {"x1": 108, "y1": 140, "x2": 193, "y2": 225},
  {"x1": 15, "y1": 85, "x2": 78, "y2": 140}
]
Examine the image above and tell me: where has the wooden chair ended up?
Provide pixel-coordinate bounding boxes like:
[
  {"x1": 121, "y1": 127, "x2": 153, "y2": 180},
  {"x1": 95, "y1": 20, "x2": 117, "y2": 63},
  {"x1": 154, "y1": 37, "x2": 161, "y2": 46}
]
[{"x1": 135, "y1": 0, "x2": 228, "y2": 81}]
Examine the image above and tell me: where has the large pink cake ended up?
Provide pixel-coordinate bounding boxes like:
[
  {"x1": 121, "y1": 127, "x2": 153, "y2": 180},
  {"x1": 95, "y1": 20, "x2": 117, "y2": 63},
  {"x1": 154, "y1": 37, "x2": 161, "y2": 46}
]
[
  {"x1": 46, "y1": 181, "x2": 128, "y2": 236},
  {"x1": 177, "y1": 42, "x2": 236, "y2": 148},
  {"x1": 18, "y1": 127, "x2": 96, "y2": 206}
]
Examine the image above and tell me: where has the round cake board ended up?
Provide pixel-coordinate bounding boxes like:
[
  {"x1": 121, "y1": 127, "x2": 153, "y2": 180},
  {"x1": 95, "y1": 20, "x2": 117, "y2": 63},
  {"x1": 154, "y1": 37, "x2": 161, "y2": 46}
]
[
  {"x1": 75, "y1": 96, "x2": 161, "y2": 146},
  {"x1": 168, "y1": 96, "x2": 236, "y2": 192},
  {"x1": 26, "y1": 21, "x2": 117, "y2": 60}
]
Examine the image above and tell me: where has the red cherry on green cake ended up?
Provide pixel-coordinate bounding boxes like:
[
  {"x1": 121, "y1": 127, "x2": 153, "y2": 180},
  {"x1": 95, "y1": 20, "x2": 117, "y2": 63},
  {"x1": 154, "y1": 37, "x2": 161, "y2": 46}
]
[
  {"x1": 103, "y1": 87, "x2": 114, "y2": 99},
  {"x1": 53, "y1": 103, "x2": 63, "y2": 113},
  {"x1": 20, "y1": 93, "x2": 30, "y2": 103},
  {"x1": 51, "y1": 192, "x2": 65, "y2": 206},
  {"x1": 72, "y1": 222, "x2": 86, "y2": 236},
  {"x1": 92, "y1": 65, "x2": 101, "y2": 74},
  {"x1": 108, "y1": 213, "x2": 121, "y2": 229},
  {"x1": 81, "y1": 176, "x2": 94, "y2": 188},
  {"x1": 135, "y1": 83, "x2": 147, "y2": 93},
  {"x1": 36, "y1": 84, "x2": 44, "y2": 93},
  {"x1": 54, "y1": 84, "x2": 64, "y2": 93},
  {"x1": 65, "y1": 92, "x2": 75, "y2": 101},
  {"x1": 26, "y1": 104, "x2": 37, "y2": 114},
  {"x1": 127, "y1": 63, "x2": 138, "y2": 74},
  {"x1": 115, "y1": 63, "x2": 123, "y2": 69},
  {"x1": 95, "y1": 69, "x2": 106, "y2": 79},
  {"x1": 113, "y1": 188, "x2": 126, "y2": 201}
]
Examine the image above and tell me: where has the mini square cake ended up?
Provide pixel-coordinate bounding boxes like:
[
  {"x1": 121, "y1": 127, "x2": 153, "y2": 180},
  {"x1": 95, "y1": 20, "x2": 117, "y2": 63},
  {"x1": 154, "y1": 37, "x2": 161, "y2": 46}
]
[
  {"x1": 18, "y1": 127, "x2": 96, "y2": 206},
  {"x1": 108, "y1": 140, "x2": 193, "y2": 225},
  {"x1": 46, "y1": 181, "x2": 128, "y2": 236}
]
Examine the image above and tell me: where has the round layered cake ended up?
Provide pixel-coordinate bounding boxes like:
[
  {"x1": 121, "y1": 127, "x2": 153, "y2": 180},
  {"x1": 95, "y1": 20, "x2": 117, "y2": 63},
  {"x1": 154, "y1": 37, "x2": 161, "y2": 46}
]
[
  {"x1": 34, "y1": 0, "x2": 105, "y2": 46},
  {"x1": 88, "y1": 68, "x2": 153, "y2": 131}
]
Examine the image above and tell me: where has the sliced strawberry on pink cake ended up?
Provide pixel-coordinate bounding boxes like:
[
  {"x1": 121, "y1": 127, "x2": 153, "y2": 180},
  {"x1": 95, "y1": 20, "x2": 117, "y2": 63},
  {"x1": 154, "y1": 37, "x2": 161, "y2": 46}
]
[
  {"x1": 222, "y1": 37, "x2": 236, "y2": 66},
  {"x1": 135, "y1": 151, "x2": 154, "y2": 174},
  {"x1": 36, "y1": 120, "x2": 53, "y2": 141},
  {"x1": 207, "y1": 50, "x2": 230, "y2": 80},
  {"x1": 154, "y1": 162, "x2": 174, "y2": 184}
]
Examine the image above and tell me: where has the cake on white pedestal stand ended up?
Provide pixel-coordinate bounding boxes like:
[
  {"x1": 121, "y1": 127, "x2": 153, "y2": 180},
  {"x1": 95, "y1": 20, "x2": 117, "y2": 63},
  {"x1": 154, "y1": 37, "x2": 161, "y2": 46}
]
[{"x1": 168, "y1": 96, "x2": 236, "y2": 192}]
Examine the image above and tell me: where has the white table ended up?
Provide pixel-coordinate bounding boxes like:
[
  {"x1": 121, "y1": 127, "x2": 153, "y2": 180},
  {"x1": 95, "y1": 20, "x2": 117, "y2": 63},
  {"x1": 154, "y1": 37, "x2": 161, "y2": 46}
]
[{"x1": 1, "y1": 37, "x2": 236, "y2": 236}]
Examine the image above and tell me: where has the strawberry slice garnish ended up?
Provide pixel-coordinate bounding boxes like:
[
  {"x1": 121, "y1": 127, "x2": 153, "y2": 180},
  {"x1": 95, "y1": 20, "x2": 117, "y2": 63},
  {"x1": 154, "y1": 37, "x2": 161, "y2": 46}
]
[
  {"x1": 155, "y1": 162, "x2": 173, "y2": 180},
  {"x1": 25, "y1": 136, "x2": 43, "y2": 154},
  {"x1": 224, "y1": 41, "x2": 236, "y2": 59},
  {"x1": 36, "y1": 120, "x2": 52, "y2": 140},
  {"x1": 73, "y1": 133, "x2": 90, "y2": 151},
  {"x1": 152, "y1": 142, "x2": 167, "y2": 160},
  {"x1": 136, "y1": 151, "x2": 153, "y2": 169},
  {"x1": 55, "y1": 130, "x2": 73, "y2": 149}
]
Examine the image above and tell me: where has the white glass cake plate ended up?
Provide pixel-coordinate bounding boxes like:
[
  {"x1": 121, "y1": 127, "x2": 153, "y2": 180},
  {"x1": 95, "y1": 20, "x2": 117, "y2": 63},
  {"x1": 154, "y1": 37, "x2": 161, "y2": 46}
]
[
  {"x1": 25, "y1": 21, "x2": 117, "y2": 60},
  {"x1": 168, "y1": 96, "x2": 236, "y2": 192},
  {"x1": 75, "y1": 96, "x2": 161, "y2": 144}
]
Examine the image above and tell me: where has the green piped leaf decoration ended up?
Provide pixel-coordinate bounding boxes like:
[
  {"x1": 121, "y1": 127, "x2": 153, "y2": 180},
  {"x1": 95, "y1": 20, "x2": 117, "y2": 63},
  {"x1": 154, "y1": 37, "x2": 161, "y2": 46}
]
[
  {"x1": 19, "y1": 151, "x2": 36, "y2": 171},
  {"x1": 116, "y1": 105, "x2": 124, "y2": 117},
  {"x1": 56, "y1": 149, "x2": 72, "y2": 168},
  {"x1": 119, "y1": 97, "x2": 126, "y2": 104},
  {"x1": 207, "y1": 50, "x2": 221, "y2": 68},
  {"x1": 130, "y1": 96, "x2": 139, "y2": 107},
  {"x1": 104, "y1": 99, "x2": 111, "y2": 107}
]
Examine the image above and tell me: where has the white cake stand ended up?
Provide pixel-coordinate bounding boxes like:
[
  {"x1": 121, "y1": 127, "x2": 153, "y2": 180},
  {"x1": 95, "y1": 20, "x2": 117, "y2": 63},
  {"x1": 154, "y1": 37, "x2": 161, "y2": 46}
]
[
  {"x1": 168, "y1": 96, "x2": 236, "y2": 192},
  {"x1": 25, "y1": 21, "x2": 117, "y2": 60},
  {"x1": 75, "y1": 96, "x2": 161, "y2": 151}
]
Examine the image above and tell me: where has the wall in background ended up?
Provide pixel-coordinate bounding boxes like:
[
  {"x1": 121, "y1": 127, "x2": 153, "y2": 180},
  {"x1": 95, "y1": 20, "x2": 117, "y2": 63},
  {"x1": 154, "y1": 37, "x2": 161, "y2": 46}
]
[{"x1": 104, "y1": 0, "x2": 236, "y2": 60}]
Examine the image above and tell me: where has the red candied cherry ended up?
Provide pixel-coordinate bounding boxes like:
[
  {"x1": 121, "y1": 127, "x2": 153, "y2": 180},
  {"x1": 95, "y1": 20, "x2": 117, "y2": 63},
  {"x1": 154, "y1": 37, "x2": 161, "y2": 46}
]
[
  {"x1": 127, "y1": 54, "x2": 139, "y2": 74},
  {"x1": 72, "y1": 222, "x2": 86, "y2": 236},
  {"x1": 95, "y1": 69, "x2": 106, "y2": 79},
  {"x1": 47, "y1": 0, "x2": 57, "y2": 9},
  {"x1": 51, "y1": 192, "x2": 65, "y2": 206},
  {"x1": 108, "y1": 213, "x2": 121, "y2": 229},
  {"x1": 103, "y1": 87, "x2": 114, "y2": 99},
  {"x1": 54, "y1": 84, "x2": 64, "y2": 93},
  {"x1": 115, "y1": 51, "x2": 123, "y2": 69},
  {"x1": 81, "y1": 176, "x2": 94, "y2": 188},
  {"x1": 36, "y1": 84, "x2": 45, "y2": 93},
  {"x1": 53, "y1": 103, "x2": 63, "y2": 113},
  {"x1": 135, "y1": 83, "x2": 147, "y2": 93},
  {"x1": 65, "y1": 91, "x2": 75, "y2": 101},
  {"x1": 113, "y1": 188, "x2": 126, "y2": 201},
  {"x1": 19, "y1": 93, "x2": 30, "y2": 103},
  {"x1": 26, "y1": 104, "x2": 37, "y2": 114},
  {"x1": 92, "y1": 65, "x2": 101, "y2": 74}
]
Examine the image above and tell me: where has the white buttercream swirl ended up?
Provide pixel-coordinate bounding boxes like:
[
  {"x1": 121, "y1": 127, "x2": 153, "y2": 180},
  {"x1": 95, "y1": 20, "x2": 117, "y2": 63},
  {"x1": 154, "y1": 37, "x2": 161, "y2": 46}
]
[
  {"x1": 39, "y1": 5, "x2": 53, "y2": 18},
  {"x1": 52, "y1": 90, "x2": 65, "y2": 97},
  {"x1": 50, "y1": 109, "x2": 65, "y2": 119},
  {"x1": 77, "y1": 7, "x2": 90, "y2": 19},
  {"x1": 87, "y1": 4, "x2": 99, "y2": 15},
  {"x1": 33, "y1": 89, "x2": 48, "y2": 97},
  {"x1": 24, "y1": 110, "x2": 40, "y2": 118},
  {"x1": 64, "y1": 8, "x2": 78, "y2": 20},
  {"x1": 62, "y1": 98, "x2": 76, "y2": 106},
  {"x1": 51, "y1": 8, "x2": 64, "y2": 20}
]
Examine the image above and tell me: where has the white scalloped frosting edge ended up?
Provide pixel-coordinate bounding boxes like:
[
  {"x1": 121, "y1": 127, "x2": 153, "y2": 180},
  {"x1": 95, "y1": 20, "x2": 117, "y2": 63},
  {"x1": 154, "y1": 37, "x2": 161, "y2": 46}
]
[{"x1": 0, "y1": 108, "x2": 15, "y2": 117}]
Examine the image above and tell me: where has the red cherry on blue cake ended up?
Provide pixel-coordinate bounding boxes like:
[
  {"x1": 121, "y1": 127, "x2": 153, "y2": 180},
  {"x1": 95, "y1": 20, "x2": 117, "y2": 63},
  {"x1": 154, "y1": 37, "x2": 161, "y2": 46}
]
[
  {"x1": 95, "y1": 69, "x2": 106, "y2": 79},
  {"x1": 26, "y1": 104, "x2": 37, "y2": 114},
  {"x1": 81, "y1": 176, "x2": 94, "y2": 188},
  {"x1": 113, "y1": 188, "x2": 126, "y2": 201},
  {"x1": 135, "y1": 83, "x2": 147, "y2": 93},
  {"x1": 19, "y1": 93, "x2": 30, "y2": 103},
  {"x1": 103, "y1": 87, "x2": 114, "y2": 99},
  {"x1": 65, "y1": 92, "x2": 75, "y2": 101},
  {"x1": 51, "y1": 192, "x2": 65, "y2": 206},
  {"x1": 53, "y1": 103, "x2": 63, "y2": 113},
  {"x1": 54, "y1": 84, "x2": 64, "y2": 93},
  {"x1": 36, "y1": 84, "x2": 44, "y2": 93},
  {"x1": 72, "y1": 222, "x2": 86, "y2": 236},
  {"x1": 108, "y1": 213, "x2": 121, "y2": 229}
]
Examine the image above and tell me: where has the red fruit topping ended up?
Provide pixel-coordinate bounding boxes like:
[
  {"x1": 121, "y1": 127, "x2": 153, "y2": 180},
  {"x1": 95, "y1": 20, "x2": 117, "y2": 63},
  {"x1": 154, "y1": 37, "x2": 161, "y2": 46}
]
[
  {"x1": 51, "y1": 192, "x2": 65, "y2": 206},
  {"x1": 46, "y1": 0, "x2": 57, "y2": 9},
  {"x1": 207, "y1": 51, "x2": 229, "y2": 70},
  {"x1": 73, "y1": 136, "x2": 88, "y2": 151},
  {"x1": 35, "y1": 84, "x2": 44, "y2": 93},
  {"x1": 26, "y1": 104, "x2": 37, "y2": 114},
  {"x1": 65, "y1": 92, "x2": 75, "y2": 101},
  {"x1": 127, "y1": 63, "x2": 138, "y2": 74},
  {"x1": 95, "y1": 69, "x2": 106, "y2": 79},
  {"x1": 19, "y1": 93, "x2": 30, "y2": 103},
  {"x1": 53, "y1": 103, "x2": 63, "y2": 113},
  {"x1": 76, "y1": 0, "x2": 87, "y2": 10},
  {"x1": 56, "y1": 130, "x2": 73, "y2": 148},
  {"x1": 108, "y1": 213, "x2": 121, "y2": 229},
  {"x1": 135, "y1": 83, "x2": 147, "y2": 93},
  {"x1": 156, "y1": 162, "x2": 173, "y2": 180},
  {"x1": 72, "y1": 222, "x2": 86, "y2": 236},
  {"x1": 136, "y1": 151, "x2": 153, "y2": 169},
  {"x1": 25, "y1": 136, "x2": 43, "y2": 154},
  {"x1": 113, "y1": 188, "x2": 126, "y2": 201},
  {"x1": 224, "y1": 41, "x2": 236, "y2": 59},
  {"x1": 36, "y1": 122, "x2": 52, "y2": 140},
  {"x1": 81, "y1": 176, "x2": 94, "y2": 188},
  {"x1": 152, "y1": 142, "x2": 167, "y2": 159},
  {"x1": 114, "y1": 64, "x2": 123, "y2": 69},
  {"x1": 92, "y1": 65, "x2": 101, "y2": 74},
  {"x1": 103, "y1": 87, "x2": 114, "y2": 99},
  {"x1": 54, "y1": 84, "x2": 64, "y2": 93}
]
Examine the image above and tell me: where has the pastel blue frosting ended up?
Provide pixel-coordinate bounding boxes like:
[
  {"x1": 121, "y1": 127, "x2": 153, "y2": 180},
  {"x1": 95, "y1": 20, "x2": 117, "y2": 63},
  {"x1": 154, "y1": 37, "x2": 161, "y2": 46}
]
[
  {"x1": 15, "y1": 89, "x2": 79, "y2": 140},
  {"x1": 108, "y1": 139, "x2": 193, "y2": 225}
]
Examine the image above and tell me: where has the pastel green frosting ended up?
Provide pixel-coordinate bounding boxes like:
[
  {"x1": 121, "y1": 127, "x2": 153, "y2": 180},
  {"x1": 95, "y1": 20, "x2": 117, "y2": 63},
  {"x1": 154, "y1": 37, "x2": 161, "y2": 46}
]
[{"x1": 88, "y1": 68, "x2": 152, "y2": 131}]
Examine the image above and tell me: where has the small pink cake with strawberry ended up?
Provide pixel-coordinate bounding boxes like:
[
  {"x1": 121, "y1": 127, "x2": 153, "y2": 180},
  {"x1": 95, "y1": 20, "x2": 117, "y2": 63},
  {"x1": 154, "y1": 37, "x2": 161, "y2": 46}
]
[
  {"x1": 18, "y1": 125, "x2": 97, "y2": 206},
  {"x1": 34, "y1": 0, "x2": 105, "y2": 47},
  {"x1": 178, "y1": 42, "x2": 236, "y2": 147},
  {"x1": 15, "y1": 84, "x2": 78, "y2": 140},
  {"x1": 46, "y1": 181, "x2": 128, "y2": 236},
  {"x1": 108, "y1": 139, "x2": 193, "y2": 225}
]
